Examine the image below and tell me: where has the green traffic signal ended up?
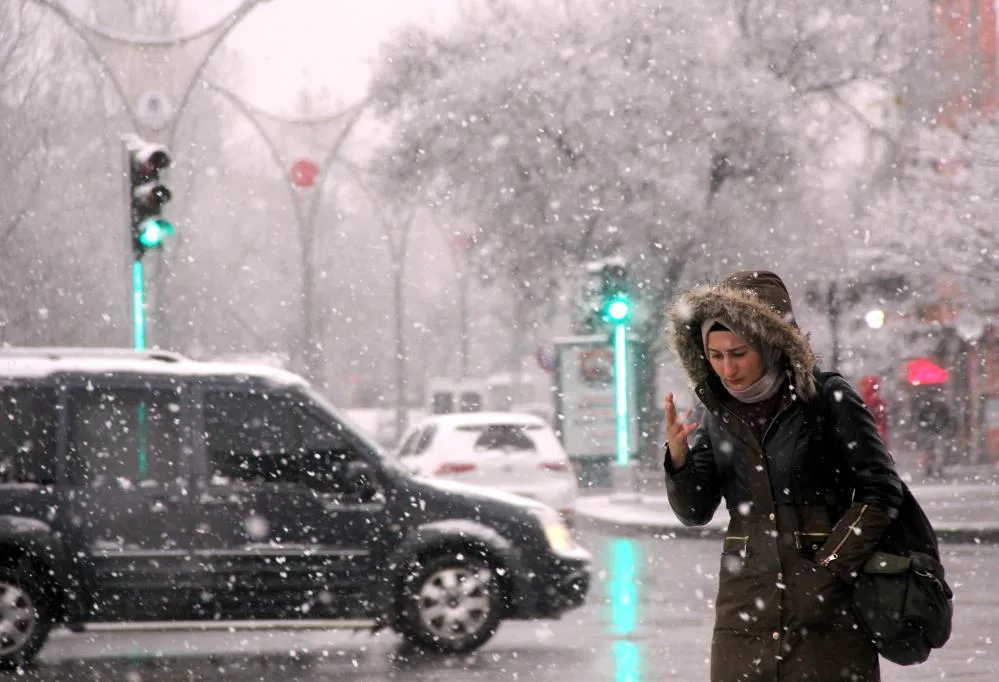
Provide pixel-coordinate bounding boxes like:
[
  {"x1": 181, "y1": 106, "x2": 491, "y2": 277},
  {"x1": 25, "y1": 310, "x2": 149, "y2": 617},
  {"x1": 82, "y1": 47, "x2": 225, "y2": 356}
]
[
  {"x1": 137, "y1": 218, "x2": 174, "y2": 249},
  {"x1": 605, "y1": 296, "x2": 631, "y2": 323},
  {"x1": 125, "y1": 135, "x2": 173, "y2": 260}
]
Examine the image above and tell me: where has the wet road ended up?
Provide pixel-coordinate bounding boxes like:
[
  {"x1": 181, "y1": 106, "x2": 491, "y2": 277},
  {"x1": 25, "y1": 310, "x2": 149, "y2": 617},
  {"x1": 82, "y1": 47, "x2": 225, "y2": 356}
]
[{"x1": 7, "y1": 525, "x2": 997, "y2": 681}]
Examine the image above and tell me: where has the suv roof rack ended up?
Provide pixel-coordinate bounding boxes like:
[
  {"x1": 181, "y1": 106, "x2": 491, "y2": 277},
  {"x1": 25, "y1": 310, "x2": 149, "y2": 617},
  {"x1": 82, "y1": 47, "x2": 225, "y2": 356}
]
[{"x1": 0, "y1": 347, "x2": 188, "y2": 363}]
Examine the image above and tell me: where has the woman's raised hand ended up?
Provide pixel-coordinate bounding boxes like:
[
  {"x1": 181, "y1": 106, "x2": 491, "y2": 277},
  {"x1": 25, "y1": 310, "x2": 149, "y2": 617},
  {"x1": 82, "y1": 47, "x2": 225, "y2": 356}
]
[{"x1": 665, "y1": 392, "x2": 699, "y2": 469}]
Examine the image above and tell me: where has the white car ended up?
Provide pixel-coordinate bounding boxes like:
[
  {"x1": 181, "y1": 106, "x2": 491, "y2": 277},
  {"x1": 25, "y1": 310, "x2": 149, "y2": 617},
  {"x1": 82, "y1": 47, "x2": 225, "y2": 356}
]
[{"x1": 395, "y1": 412, "x2": 579, "y2": 519}]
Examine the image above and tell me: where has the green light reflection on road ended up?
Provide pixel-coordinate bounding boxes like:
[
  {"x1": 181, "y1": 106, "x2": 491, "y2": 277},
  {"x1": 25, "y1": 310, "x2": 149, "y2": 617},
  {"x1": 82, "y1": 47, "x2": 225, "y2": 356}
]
[{"x1": 610, "y1": 537, "x2": 640, "y2": 681}]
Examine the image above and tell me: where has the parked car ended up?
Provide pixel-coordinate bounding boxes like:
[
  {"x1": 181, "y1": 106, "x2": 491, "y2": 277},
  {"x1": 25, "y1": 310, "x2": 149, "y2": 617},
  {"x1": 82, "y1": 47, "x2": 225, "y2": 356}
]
[
  {"x1": 394, "y1": 412, "x2": 579, "y2": 519},
  {"x1": 0, "y1": 348, "x2": 591, "y2": 667}
]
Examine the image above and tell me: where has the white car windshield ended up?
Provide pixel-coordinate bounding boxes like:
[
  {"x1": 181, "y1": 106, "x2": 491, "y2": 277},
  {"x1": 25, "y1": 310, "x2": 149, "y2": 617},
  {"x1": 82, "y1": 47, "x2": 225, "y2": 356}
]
[
  {"x1": 446, "y1": 423, "x2": 562, "y2": 457},
  {"x1": 461, "y1": 424, "x2": 538, "y2": 452}
]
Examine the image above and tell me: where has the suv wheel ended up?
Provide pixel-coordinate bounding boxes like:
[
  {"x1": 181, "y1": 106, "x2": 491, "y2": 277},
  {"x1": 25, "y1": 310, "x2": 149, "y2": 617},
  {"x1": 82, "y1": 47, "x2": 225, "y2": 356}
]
[
  {"x1": 397, "y1": 553, "x2": 503, "y2": 653},
  {"x1": 0, "y1": 567, "x2": 52, "y2": 669}
]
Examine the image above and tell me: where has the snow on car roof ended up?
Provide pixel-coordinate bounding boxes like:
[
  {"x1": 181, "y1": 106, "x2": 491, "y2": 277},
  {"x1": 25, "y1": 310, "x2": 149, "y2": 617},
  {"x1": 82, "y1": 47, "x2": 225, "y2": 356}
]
[
  {"x1": 0, "y1": 347, "x2": 306, "y2": 387},
  {"x1": 416, "y1": 411, "x2": 547, "y2": 428}
]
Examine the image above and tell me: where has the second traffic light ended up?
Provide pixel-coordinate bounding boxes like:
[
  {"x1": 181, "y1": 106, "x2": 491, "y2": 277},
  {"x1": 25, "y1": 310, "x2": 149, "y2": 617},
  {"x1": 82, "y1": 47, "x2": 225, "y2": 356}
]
[
  {"x1": 601, "y1": 261, "x2": 632, "y2": 325},
  {"x1": 125, "y1": 134, "x2": 174, "y2": 259}
]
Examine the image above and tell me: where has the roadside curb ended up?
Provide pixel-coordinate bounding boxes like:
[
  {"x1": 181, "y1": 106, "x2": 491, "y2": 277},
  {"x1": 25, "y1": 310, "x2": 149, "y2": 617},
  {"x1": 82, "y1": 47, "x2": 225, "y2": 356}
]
[
  {"x1": 574, "y1": 509, "x2": 999, "y2": 545},
  {"x1": 574, "y1": 512, "x2": 725, "y2": 539},
  {"x1": 933, "y1": 528, "x2": 999, "y2": 545}
]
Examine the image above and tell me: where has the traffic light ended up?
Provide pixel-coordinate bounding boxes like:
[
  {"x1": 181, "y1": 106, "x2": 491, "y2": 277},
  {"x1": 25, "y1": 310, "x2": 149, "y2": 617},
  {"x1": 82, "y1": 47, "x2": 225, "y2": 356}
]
[
  {"x1": 596, "y1": 260, "x2": 632, "y2": 466},
  {"x1": 601, "y1": 261, "x2": 632, "y2": 325},
  {"x1": 125, "y1": 135, "x2": 174, "y2": 259}
]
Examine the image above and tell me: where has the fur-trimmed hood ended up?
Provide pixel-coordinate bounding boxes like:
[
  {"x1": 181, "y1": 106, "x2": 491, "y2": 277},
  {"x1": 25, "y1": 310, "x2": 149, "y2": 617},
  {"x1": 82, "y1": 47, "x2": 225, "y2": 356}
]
[{"x1": 666, "y1": 270, "x2": 818, "y2": 400}]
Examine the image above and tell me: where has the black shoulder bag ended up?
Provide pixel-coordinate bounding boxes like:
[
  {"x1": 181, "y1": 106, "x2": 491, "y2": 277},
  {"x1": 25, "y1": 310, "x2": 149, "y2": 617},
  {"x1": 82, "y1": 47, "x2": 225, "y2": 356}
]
[
  {"x1": 813, "y1": 372, "x2": 954, "y2": 666},
  {"x1": 851, "y1": 481, "x2": 954, "y2": 665}
]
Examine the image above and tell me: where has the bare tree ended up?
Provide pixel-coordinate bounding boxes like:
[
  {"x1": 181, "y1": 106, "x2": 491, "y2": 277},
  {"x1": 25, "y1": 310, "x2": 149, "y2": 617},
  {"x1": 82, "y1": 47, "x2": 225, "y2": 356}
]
[
  {"x1": 0, "y1": 2, "x2": 59, "y2": 251},
  {"x1": 368, "y1": 0, "x2": 935, "y2": 457}
]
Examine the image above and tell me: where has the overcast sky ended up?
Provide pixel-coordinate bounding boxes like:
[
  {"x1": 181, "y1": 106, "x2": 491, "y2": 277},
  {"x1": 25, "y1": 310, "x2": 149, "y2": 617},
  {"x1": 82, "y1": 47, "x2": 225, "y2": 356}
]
[
  {"x1": 59, "y1": 0, "x2": 458, "y2": 112},
  {"x1": 197, "y1": 0, "x2": 457, "y2": 111}
]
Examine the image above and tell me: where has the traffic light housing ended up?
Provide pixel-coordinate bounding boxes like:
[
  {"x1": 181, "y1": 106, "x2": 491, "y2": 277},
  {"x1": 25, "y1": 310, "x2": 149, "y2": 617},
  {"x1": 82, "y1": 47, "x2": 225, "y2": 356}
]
[
  {"x1": 601, "y1": 261, "x2": 632, "y2": 325},
  {"x1": 125, "y1": 135, "x2": 174, "y2": 259}
]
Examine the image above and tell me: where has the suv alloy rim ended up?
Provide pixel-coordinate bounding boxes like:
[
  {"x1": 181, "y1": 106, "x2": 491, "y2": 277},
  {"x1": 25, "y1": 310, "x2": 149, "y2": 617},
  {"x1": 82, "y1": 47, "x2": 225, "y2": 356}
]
[
  {"x1": 417, "y1": 566, "x2": 493, "y2": 642},
  {"x1": 0, "y1": 582, "x2": 37, "y2": 656}
]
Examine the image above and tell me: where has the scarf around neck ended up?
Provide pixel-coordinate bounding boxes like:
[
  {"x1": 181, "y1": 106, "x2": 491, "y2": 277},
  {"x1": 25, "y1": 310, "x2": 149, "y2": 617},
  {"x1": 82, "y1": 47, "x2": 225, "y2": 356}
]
[{"x1": 725, "y1": 366, "x2": 786, "y2": 403}]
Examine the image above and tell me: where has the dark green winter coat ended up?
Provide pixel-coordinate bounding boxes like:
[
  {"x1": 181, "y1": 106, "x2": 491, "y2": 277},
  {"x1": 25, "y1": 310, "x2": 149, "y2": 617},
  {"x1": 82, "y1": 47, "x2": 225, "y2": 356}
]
[{"x1": 664, "y1": 271, "x2": 904, "y2": 682}]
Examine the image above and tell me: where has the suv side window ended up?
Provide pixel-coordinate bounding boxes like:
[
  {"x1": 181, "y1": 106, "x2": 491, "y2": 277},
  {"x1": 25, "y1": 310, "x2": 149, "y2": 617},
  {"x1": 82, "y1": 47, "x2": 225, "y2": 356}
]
[
  {"x1": 67, "y1": 386, "x2": 183, "y2": 487},
  {"x1": 0, "y1": 385, "x2": 58, "y2": 484},
  {"x1": 204, "y1": 389, "x2": 362, "y2": 492},
  {"x1": 204, "y1": 390, "x2": 299, "y2": 484}
]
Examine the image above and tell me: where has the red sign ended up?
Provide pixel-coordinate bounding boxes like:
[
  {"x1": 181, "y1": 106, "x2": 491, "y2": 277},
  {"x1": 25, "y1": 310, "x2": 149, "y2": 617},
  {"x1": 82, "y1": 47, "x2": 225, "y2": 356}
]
[
  {"x1": 906, "y1": 358, "x2": 949, "y2": 386},
  {"x1": 290, "y1": 158, "x2": 319, "y2": 188},
  {"x1": 579, "y1": 348, "x2": 613, "y2": 384}
]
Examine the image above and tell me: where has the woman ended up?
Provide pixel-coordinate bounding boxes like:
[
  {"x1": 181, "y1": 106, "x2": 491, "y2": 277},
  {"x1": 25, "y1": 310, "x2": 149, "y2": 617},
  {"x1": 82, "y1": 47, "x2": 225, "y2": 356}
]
[{"x1": 663, "y1": 270, "x2": 903, "y2": 682}]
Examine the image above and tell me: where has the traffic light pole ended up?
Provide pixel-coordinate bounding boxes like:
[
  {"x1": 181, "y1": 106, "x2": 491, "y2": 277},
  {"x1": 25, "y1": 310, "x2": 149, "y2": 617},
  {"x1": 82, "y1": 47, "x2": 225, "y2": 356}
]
[
  {"x1": 610, "y1": 322, "x2": 640, "y2": 502},
  {"x1": 132, "y1": 260, "x2": 146, "y2": 350},
  {"x1": 613, "y1": 322, "x2": 630, "y2": 466},
  {"x1": 201, "y1": 80, "x2": 367, "y2": 380}
]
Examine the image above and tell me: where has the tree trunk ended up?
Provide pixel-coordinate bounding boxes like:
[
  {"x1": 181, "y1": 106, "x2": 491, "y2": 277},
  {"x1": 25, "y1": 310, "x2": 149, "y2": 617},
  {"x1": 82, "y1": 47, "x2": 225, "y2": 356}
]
[{"x1": 394, "y1": 261, "x2": 407, "y2": 444}]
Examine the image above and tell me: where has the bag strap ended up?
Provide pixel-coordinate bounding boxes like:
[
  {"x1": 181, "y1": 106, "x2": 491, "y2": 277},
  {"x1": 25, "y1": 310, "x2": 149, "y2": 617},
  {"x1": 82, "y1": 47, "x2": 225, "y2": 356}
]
[
  {"x1": 809, "y1": 370, "x2": 944, "y2": 562},
  {"x1": 744, "y1": 371, "x2": 840, "y2": 523}
]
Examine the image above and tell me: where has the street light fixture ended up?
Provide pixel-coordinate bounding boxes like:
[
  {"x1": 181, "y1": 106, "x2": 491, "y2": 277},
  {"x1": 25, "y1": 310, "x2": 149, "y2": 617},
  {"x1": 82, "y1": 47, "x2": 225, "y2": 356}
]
[
  {"x1": 865, "y1": 309, "x2": 886, "y2": 330},
  {"x1": 806, "y1": 275, "x2": 909, "y2": 370}
]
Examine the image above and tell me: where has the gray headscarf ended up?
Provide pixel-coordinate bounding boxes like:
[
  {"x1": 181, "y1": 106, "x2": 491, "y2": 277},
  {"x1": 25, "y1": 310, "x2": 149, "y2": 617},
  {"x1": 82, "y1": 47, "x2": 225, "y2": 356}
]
[{"x1": 700, "y1": 317, "x2": 786, "y2": 403}]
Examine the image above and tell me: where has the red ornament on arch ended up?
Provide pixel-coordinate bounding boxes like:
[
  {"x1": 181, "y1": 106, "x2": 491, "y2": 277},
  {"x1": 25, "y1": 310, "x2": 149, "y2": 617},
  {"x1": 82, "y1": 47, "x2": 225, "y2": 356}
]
[{"x1": 290, "y1": 158, "x2": 319, "y2": 188}]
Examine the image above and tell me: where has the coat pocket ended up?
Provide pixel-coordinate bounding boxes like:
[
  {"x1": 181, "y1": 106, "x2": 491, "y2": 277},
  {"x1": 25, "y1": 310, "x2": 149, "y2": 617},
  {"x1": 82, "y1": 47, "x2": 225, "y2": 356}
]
[
  {"x1": 723, "y1": 534, "x2": 749, "y2": 555},
  {"x1": 720, "y1": 535, "x2": 749, "y2": 573},
  {"x1": 787, "y1": 559, "x2": 854, "y2": 631},
  {"x1": 716, "y1": 535, "x2": 762, "y2": 631},
  {"x1": 794, "y1": 532, "x2": 830, "y2": 560}
]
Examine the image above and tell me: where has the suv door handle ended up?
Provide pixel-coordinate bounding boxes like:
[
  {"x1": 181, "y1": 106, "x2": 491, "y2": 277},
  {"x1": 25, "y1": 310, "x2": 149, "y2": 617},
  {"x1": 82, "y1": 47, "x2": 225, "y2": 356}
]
[{"x1": 200, "y1": 494, "x2": 246, "y2": 507}]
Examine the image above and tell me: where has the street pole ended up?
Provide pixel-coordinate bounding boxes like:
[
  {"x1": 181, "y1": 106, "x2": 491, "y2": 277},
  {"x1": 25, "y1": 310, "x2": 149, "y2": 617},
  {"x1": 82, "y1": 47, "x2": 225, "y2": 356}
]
[
  {"x1": 381, "y1": 210, "x2": 416, "y2": 444},
  {"x1": 433, "y1": 226, "x2": 474, "y2": 379},
  {"x1": 458, "y1": 261, "x2": 470, "y2": 378},
  {"x1": 394, "y1": 256, "x2": 407, "y2": 442},
  {"x1": 132, "y1": 261, "x2": 146, "y2": 350},
  {"x1": 201, "y1": 80, "x2": 367, "y2": 380},
  {"x1": 613, "y1": 323, "x2": 630, "y2": 466},
  {"x1": 827, "y1": 282, "x2": 842, "y2": 372}
]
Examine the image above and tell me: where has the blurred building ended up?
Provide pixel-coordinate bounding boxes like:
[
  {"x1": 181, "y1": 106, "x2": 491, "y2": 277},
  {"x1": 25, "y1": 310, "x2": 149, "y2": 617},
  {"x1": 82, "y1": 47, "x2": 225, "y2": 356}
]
[
  {"x1": 935, "y1": 0, "x2": 999, "y2": 126},
  {"x1": 886, "y1": 2, "x2": 999, "y2": 469}
]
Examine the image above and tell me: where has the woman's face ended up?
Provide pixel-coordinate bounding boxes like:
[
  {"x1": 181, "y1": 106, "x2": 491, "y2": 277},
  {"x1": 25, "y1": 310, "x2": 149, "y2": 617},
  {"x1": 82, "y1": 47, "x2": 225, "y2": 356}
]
[{"x1": 706, "y1": 330, "x2": 765, "y2": 391}]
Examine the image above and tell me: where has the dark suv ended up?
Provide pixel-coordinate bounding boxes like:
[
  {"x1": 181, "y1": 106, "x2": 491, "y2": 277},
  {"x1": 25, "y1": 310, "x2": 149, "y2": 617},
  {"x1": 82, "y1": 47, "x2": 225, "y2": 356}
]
[{"x1": 0, "y1": 348, "x2": 590, "y2": 667}]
